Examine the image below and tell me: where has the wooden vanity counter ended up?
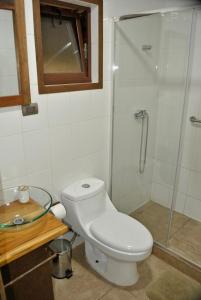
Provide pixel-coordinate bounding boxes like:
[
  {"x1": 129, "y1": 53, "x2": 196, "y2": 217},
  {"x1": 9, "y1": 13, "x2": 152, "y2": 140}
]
[{"x1": 0, "y1": 213, "x2": 68, "y2": 267}]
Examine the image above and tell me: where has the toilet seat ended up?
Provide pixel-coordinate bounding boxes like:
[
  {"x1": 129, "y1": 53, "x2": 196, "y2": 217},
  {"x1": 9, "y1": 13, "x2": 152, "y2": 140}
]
[{"x1": 90, "y1": 211, "x2": 153, "y2": 253}]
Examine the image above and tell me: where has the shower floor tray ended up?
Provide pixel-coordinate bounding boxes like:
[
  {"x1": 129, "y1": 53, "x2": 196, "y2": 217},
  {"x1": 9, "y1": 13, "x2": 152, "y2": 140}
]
[{"x1": 130, "y1": 201, "x2": 201, "y2": 267}]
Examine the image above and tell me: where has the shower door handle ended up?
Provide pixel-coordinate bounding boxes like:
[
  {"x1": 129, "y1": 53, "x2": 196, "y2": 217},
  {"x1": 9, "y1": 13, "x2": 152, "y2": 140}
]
[{"x1": 190, "y1": 116, "x2": 201, "y2": 124}]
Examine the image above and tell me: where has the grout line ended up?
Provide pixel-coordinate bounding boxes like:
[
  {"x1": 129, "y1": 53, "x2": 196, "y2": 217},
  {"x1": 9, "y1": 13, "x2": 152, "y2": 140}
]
[
  {"x1": 97, "y1": 286, "x2": 114, "y2": 300},
  {"x1": 169, "y1": 217, "x2": 191, "y2": 240}
]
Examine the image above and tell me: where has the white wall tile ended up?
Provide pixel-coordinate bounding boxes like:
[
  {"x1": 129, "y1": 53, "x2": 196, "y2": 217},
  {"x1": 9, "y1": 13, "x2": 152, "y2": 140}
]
[
  {"x1": 187, "y1": 170, "x2": 201, "y2": 201},
  {"x1": 103, "y1": 42, "x2": 113, "y2": 82},
  {"x1": 69, "y1": 90, "x2": 93, "y2": 123},
  {"x1": 26, "y1": 34, "x2": 38, "y2": 85},
  {"x1": 184, "y1": 196, "x2": 201, "y2": 222},
  {"x1": 24, "y1": 0, "x2": 34, "y2": 35},
  {"x1": 23, "y1": 129, "x2": 50, "y2": 174},
  {"x1": 51, "y1": 150, "x2": 107, "y2": 200},
  {"x1": 48, "y1": 92, "x2": 71, "y2": 127},
  {"x1": 49, "y1": 125, "x2": 72, "y2": 169},
  {"x1": 71, "y1": 118, "x2": 106, "y2": 159},
  {"x1": 151, "y1": 182, "x2": 173, "y2": 208},
  {"x1": 106, "y1": 0, "x2": 198, "y2": 18},
  {"x1": 26, "y1": 169, "x2": 53, "y2": 194},
  {"x1": 0, "y1": 107, "x2": 22, "y2": 137},
  {"x1": 152, "y1": 160, "x2": 176, "y2": 187},
  {"x1": 22, "y1": 86, "x2": 48, "y2": 132},
  {"x1": 0, "y1": 134, "x2": 25, "y2": 181},
  {"x1": 174, "y1": 192, "x2": 186, "y2": 214},
  {"x1": 91, "y1": 82, "x2": 110, "y2": 118},
  {"x1": 91, "y1": 43, "x2": 99, "y2": 83},
  {"x1": 177, "y1": 167, "x2": 189, "y2": 194},
  {"x1": 0, "y1": 0, "x2": 111, "y2": 205},
  {"x1": 104, "y1": 18, "x2": 113, "y2": 44}
]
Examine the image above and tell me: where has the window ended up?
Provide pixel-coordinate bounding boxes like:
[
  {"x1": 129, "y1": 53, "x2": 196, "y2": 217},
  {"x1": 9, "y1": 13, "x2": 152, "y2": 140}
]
[
  {"x1": 0, "y1": 0, "x2": 31, "y2": 107},
  {"x1": 33, "y1": 0, "x2": 103, "y2": 93}
]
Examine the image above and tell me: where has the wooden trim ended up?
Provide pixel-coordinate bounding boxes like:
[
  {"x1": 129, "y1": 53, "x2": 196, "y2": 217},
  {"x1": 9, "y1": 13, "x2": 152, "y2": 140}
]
[
  {"x1": 39, "y1": 82, "x2": 101, "y2": 93},
  {"x1": 44, "y1": 73, "x2": 90, "y2": 84},
  {"x1": 41, "y1": 0, "x2": 90, "y2": 12},
  {"x1": 33, "y1": 0, "x2": 103, "y2": 93},
  {"x1": 79, "y1": 0, "x2": 102, "y2": 4},
  {"x1": 87, "y1": 8, "x2": 92, "y2": 82},
  {"x1": 0, "y1": 95, "x2": 25, "y2": 108},
  {"x1": 0, "y1": 0, "x2": 31, "y2": 108},
  {"x1": 98, "y1": 0, "x2": 103, "y2": 88},
  {"x1": 14, "y1": 0, "x2": 31, "y2": 105},
  {"x1": 41, "y1": 8, "x2": 80, "y2": 19},
  {"x1": 33, "y1": 0, "x2": 45, "y2": 92},
  {"x1": 0, "y1": 270, "x2": 6, "y2": 300},
  {"x1": 153, "y1": 243, "x2": 201, "y2": 284},
  {"x1": 0, "y1": 3, "x2": 15, "y2": 10}
]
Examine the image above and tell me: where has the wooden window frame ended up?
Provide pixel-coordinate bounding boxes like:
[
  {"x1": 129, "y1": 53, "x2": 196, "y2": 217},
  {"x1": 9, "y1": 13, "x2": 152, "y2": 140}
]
[
  {"x1": 33, "y1": 0, "x2": 103, "y2": 94},
  {"x1": 0, "y1": 0, "x2": 31, "y2": 108}
]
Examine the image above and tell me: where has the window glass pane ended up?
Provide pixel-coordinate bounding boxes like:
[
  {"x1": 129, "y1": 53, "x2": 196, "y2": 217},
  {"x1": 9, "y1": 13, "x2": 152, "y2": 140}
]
[
  {"x1": 41, "y1": 12, "x2": 82, "y2": 73},
  {"x1": 0, "y1": 9, "x2": 19, "y2": 96}
]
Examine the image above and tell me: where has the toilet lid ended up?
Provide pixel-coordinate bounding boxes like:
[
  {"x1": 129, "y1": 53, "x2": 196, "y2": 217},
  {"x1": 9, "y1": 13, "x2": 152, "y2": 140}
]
[{"x1": 90, "y1": 212, "x2": 153, "y2": 253}]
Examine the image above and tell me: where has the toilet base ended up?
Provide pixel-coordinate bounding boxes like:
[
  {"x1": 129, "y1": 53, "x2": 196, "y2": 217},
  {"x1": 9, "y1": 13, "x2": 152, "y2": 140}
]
[{"x1": 85, "y1": 241, "x2": 139, "y2": 286}]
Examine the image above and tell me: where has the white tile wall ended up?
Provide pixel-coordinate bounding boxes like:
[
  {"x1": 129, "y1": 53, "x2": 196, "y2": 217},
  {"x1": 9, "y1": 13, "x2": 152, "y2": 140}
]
[
  {"x1": 178, "y1": 11, "x2": 201, "y2": 222},
  {"x1": 105, "y1": 0, "x2": 199, "y2": 18},
  {"x1": 151, "y1": 10, "x2": 190, "y2": 207},
  {"x1": 112, "y1": 14, "x2": 161, "y2": 213},
  {"x1": 0, "y1": 0, "x2": 113, "y2": 202},
  {"x1": 111, "y1": 8, "x2": 201, "y2": 223},
  {"x1": 151, "y1": 10, "x2": 201, "y2": 222}
]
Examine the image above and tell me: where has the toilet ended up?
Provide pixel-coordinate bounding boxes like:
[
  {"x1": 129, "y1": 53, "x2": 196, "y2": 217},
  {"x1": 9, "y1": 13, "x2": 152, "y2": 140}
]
[{"x1": 61, "y1": 178, "x2": 153, "y2": 286}]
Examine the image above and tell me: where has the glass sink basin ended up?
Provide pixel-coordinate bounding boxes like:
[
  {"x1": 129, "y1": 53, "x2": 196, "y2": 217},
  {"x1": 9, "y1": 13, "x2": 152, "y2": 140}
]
[{"x1": 0, "y1": 186, "x2": 52, "y2": 229}]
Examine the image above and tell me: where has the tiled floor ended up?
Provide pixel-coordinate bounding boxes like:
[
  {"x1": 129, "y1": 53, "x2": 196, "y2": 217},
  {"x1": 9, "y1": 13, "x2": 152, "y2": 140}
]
[
  {"x1": 53, "y1": 244, "x2": 199, "y2": 300},
  {"x1": 131, "y1": 201, "x2": 201, "y2": 266}
]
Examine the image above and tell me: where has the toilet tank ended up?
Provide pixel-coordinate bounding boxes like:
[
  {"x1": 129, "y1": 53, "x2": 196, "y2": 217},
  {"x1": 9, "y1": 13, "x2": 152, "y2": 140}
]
[{"x1": 61, "y1": 178, "x2": 109, "y2": 230}]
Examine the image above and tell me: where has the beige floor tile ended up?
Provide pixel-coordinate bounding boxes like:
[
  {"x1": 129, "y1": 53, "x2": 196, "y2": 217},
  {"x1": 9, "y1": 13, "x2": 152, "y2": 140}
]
[
  {"x1": 168, "y1": 219, "x2": 201, "y2": 265},
  {"x1": 132, "y1": 201, "x2": 201, "y2": 266},
  {"x1": 53, "y1": 243, "x2": 200, "y2": 300},
  {"x1": 100, "y1": 288, "x2": 138, "y2": 300},
  {"x1": 131, "y1": 202, "x2": 170, "y2": 243},
  {"x1": 125, "y1": 255, "x2": 173, "y2": 299},
  {"x1": 172, "y1": 219, "x2": 201, "y2": 244},
  {"x1": 131, "y1": 201, "x2": 190, "y2": 244},
  {"x1": 53, "y1": 244, "x2": 112, "y2": 300}
]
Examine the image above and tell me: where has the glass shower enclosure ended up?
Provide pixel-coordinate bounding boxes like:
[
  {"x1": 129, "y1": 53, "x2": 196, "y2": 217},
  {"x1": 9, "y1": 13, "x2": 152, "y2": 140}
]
[{"x1": 112, "y1": 8, "x2": 201, "y2": 267}]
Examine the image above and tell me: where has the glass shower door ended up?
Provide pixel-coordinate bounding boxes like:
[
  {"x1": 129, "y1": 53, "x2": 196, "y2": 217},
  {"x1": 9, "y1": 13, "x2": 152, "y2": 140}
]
[{"x1": 112, "y1": 10, "x2": 193, "y2": 246}]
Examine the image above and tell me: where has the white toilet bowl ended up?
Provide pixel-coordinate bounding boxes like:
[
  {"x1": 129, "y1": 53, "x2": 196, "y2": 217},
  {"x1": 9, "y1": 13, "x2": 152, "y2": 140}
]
[{"x1": 61, "y1": 178, "x2": 153, "y2": 286}]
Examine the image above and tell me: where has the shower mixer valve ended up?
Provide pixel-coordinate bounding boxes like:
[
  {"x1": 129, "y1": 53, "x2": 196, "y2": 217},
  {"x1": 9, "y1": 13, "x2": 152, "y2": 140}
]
[{"x1": 134, "y1": 110, "x2": 147, "y2": 119}]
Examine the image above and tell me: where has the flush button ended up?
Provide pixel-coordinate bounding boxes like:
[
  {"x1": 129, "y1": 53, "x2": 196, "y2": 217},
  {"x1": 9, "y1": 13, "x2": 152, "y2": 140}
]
[{"x1": 82, "y1": 184, "x2": 90, "y2": 188}]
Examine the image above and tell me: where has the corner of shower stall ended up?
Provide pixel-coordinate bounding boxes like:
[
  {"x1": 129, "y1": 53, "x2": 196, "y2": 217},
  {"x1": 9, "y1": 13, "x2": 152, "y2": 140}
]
[{"x1": 111, "y1": 7, "x2": 201, "y2": 269}]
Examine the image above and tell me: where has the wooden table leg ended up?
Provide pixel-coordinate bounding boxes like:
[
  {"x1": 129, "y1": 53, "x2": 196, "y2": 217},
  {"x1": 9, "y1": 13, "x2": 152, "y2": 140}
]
[{"x1": 0, "y1": 269, "x2": 7, "y2": 300}]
